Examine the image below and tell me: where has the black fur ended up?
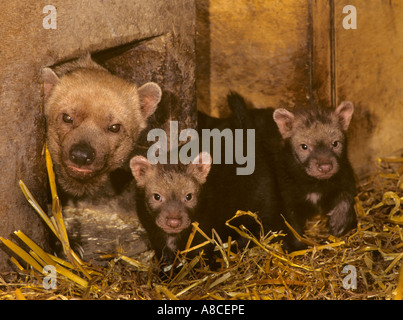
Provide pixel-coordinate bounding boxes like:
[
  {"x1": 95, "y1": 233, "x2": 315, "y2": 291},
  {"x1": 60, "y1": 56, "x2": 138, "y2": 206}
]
[{"x1": 195, "y1": 100, "x2": 288, "y2": 260}]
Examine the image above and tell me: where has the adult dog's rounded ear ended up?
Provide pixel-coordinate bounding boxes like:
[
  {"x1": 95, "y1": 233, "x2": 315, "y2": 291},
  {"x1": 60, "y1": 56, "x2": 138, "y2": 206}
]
[
  {"x1": 42, "y1": 68, "x2": 60, "y2": 100},
  {"x1": 137, "y1": 82, "x2": 162, "y2": 120}
]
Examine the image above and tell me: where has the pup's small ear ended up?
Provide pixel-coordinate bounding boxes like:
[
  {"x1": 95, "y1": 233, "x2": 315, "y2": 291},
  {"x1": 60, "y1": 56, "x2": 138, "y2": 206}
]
[
  {"x1": 130, "y1": 156, "x2": 153, "y2": 187},
  {"x1": 335, "y1": 101, "x2": 354, "y2": 131},
  {"x1": 273, "y1": 108, "x2": 295, "y2": 139},
  {"x1": 42, "y1": 68, "x2": 60, "y2": 100},
  {"x1": 138, "y1": 82, "x2": 162, "y2": 120},
  {"x1": 188, "y1": 151, "x2": 212, "y2": 184}
]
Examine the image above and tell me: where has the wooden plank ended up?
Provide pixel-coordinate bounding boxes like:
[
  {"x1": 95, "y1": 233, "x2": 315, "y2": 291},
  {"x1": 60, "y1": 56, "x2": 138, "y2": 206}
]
[
  {"x1": 335, "y1": 0, "x2": 403, "y2": 177},
  {"x1": 197, "y1": 0, "x2": 311, "y2": 116}
]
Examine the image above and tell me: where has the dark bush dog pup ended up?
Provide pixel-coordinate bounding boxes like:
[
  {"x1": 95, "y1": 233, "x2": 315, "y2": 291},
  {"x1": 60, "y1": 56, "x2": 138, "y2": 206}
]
[
  {"x1": 272, "y1": 103, "x2": 357, "y2": 239},
  {"x1": 43, "y1": 54, "x2": 162, "y2": 206},
  {"x1": 130, "y1": 152, "x2": 212, "y2": 264},
  {"x1": 228, "y1": 92, "x2": 357, "y2": 250},
  {"x1": 196, "y1": 97, "x2": 288, "y2": 257}
]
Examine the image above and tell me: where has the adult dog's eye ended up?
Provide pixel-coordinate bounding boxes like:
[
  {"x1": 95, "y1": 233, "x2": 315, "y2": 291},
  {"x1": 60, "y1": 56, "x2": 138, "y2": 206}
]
[
  {"x1": 331, "y1": 141, "x2": 340, "y2": 148},
  {"x1": 153, "y1": 193, "x2": 161, "y2": 201},
  {"x1": 185, "y1": 193, "x2": 193, "y2": 201},
  {"x1": 62, "y1": 113, "x2": 73, "y2": 124},
  {"x1": 108, "y1": 124, "x2": 121, "y2": 133},
  {"x1": 300, "y1": 144, "x2": 309, "y2": 151}
]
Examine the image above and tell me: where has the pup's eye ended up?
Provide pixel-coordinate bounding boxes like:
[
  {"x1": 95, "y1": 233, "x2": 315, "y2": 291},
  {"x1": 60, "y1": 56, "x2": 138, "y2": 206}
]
[
  {"x1": 332, "y1": 141, "x2": 340, "y2": 148},
  {"x1": 62, "y1": 113, "x2": 73, "y2": 124},
  {"x1": 153, "y1": 193, "x2": 161, "y2": 201},
  {"x1": 108, "y1": 124, "x2": 121, "y2": 133},
  {"x1": 185, "y1": 193, "x2": 193, "y2": 201},
  {"x1": 300, "y1": 144, "x2": 309, "y2": 151}
]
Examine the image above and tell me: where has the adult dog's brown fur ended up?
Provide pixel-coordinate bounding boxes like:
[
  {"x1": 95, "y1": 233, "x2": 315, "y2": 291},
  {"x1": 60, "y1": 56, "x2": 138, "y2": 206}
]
[{"x1": 43, "y1": 54, "x2": 162, "y2": 206}]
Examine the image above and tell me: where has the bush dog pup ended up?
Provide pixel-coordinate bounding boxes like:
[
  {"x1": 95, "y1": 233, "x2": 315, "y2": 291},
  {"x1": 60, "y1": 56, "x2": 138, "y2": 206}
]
[
  {"x1": 130, "y1": 152, "x2": 211, "y2": 264},
  {"x1": 228, "y1": 92, "x2": 357, "y2": 249}
]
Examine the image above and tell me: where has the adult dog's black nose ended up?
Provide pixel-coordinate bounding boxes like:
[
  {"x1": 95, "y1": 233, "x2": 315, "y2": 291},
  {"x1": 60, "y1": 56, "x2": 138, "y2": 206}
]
[{"x1": 69, "y1": 143, "x2": 95, "y2": 166}]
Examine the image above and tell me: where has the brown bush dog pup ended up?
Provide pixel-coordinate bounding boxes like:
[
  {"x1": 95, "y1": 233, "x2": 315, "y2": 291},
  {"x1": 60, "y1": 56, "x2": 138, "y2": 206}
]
[
  {"x1": 42, "y1": 54, "x2": 162, "y2": 207},
  {"x1": 228, "y1": 92, "x2": 357, "y2": 250},
  {"x1": 130, "y1": 152, "x2": 212, "y2": 265}
]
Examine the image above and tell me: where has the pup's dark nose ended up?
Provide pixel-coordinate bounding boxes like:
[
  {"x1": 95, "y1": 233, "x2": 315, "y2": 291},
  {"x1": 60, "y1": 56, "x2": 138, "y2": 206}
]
[{"x1": 69, "y1": 143, "x2": 95, "y2": 166}]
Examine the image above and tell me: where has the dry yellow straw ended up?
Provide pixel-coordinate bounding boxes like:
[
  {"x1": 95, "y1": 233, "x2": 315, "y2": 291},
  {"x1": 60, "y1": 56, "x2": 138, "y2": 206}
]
[{"x1": 395, "y1": 262, "x2": 403, "y2": 300}]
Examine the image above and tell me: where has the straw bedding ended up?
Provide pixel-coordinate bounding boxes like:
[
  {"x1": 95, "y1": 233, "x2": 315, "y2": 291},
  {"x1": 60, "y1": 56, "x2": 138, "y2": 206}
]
[{"x1": 0, "y1": 153, "x2": 402, "y2": 300}]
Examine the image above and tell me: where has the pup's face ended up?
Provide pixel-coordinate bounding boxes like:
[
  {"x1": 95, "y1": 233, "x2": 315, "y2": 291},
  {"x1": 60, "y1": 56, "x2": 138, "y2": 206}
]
[
  {"x1": 273, "y1": 102, "x2": 354, "y2": 180},
  {"x1": 130, "y1": 152, "x2": 211, "y2": 234},
  {"x1": 289, "y1": 121, "x2": 345, "y2": 179},
  {"x1": 43, "y1": 65, "x2": 161, "y2": 196},
  {"x1": 145, "y1": 171, "x2": 200, "y2": 234}
]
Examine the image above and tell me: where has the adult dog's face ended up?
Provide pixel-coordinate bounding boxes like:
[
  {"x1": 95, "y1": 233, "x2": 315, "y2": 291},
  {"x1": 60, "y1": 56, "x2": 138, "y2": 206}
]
[{"x1": 44, "y1": 66, "x2": 161, "y2": 197}]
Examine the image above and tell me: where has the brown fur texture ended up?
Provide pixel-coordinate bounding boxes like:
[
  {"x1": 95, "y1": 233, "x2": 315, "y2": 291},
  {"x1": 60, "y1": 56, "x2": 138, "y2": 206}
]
[{"x1": 43, "y1": 54, "x2": 162, "y2": 201}]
